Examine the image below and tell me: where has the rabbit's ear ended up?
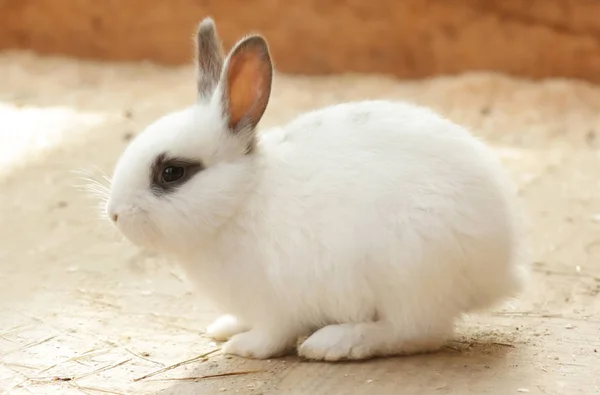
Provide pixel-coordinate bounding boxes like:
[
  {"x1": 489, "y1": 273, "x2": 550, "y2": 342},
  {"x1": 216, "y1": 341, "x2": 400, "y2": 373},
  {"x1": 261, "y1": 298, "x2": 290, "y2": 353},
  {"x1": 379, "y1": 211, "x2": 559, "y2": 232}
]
[
  {"x1": 195, "y1": 17, "x2": 225, "y2": 99},
  {"x1": 219, "y1": 35, "x2": 273, "y2": 135}
]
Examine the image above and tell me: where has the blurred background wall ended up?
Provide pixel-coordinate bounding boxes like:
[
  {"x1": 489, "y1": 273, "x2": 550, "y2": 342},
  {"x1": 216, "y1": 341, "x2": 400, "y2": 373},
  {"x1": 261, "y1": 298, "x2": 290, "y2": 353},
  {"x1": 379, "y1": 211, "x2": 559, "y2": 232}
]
[{"x1": 1, "y1": 0, "x2": 600, "y2": 82}]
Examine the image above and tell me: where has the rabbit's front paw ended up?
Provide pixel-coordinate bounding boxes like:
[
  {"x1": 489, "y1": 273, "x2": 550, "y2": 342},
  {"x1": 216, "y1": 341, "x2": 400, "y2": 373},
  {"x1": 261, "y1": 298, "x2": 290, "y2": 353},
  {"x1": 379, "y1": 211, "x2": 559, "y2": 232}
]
[
  {"x1": 205, "y1": 315, "x2": 249, "y2": 341},
  {"x1": 222, "y1": 329, "x2": 295, "y2": 359}
]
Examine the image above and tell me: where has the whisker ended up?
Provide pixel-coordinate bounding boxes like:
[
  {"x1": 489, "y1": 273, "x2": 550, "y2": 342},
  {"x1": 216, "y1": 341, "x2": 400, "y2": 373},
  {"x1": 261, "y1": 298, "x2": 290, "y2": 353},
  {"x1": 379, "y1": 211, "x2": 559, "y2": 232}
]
[
  {"x1": 79, "y1": 184, "x2": 109, "y2": 194},
  {"x1": 75, "y1": 176, "x2": 110, "y2": 188},
  {"x1": 81, "y1": 188, "x2": 109, "y2": 199},
  {"x1": 77, "y1": 183, "x2": 107, "y2": 194},
  {"x1": 71, "y1": 167, "x2": 114, "y2": 222}
]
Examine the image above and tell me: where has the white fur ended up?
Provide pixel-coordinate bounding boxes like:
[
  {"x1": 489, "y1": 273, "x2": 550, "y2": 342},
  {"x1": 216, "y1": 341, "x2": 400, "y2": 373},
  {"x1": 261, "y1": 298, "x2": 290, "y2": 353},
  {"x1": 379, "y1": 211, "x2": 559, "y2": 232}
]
[
  {"x1": 205, "y1": 314, "x2": 249, "y2": 341},
  {"x1": 107, "y1": 30, "x2": 527, "y2": 360},
  {"x1": 108, "y1": 98, "x2": 526, "y2": 361}
]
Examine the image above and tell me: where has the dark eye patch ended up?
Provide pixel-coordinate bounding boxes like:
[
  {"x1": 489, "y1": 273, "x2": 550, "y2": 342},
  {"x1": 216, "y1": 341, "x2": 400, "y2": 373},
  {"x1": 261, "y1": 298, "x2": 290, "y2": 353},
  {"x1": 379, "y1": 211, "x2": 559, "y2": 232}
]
[{"x1": 150, "y1": 153, "x2": 205, "y2": 195}]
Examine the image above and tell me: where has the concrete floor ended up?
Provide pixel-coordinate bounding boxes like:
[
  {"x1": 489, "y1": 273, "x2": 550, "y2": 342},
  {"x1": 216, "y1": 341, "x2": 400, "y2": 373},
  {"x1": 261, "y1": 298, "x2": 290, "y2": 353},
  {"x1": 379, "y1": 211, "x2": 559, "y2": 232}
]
[{"x1": 0, "y1": 52, "x2": 599, "y2": 395}]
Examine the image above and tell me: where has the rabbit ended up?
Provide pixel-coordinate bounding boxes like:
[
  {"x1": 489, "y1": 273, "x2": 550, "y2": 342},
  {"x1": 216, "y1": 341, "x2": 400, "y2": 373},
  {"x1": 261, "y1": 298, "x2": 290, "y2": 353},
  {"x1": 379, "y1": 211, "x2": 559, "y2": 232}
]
[{"x1": 106, "y1": 17, "x2": 527, "y2": 361}]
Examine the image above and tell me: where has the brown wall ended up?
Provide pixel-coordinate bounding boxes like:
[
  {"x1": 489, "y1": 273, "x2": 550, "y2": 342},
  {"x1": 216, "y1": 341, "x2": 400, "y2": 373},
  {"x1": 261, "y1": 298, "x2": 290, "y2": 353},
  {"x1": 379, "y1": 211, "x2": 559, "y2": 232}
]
[{"x1": 1, "y1": 0, "x2": 600, "y2": 82}]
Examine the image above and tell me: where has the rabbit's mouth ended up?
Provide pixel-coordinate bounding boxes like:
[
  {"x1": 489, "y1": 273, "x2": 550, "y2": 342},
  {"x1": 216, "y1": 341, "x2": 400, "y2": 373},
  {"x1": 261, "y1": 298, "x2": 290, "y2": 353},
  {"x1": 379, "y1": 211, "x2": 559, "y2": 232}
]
[{"x1": 108, "y1": 206, "x2": 162, "y2": 251}]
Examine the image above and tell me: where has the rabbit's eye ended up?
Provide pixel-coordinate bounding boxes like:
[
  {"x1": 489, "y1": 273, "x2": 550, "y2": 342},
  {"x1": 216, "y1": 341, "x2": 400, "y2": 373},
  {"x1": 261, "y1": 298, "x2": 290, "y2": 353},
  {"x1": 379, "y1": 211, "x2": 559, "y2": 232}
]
[
  {"x1": 150, "y1": 154, "x2": 204, "y2": 194},
  {"x1": 162, "y1": 166, "x2": 185, "y2": 183}
]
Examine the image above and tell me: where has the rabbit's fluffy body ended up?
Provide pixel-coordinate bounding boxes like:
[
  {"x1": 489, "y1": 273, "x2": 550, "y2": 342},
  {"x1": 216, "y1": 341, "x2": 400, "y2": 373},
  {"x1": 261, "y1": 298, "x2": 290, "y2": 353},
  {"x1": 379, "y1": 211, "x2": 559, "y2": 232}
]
[{"x1": 107, "y1": 19, "x2": 525, "y2": 361}]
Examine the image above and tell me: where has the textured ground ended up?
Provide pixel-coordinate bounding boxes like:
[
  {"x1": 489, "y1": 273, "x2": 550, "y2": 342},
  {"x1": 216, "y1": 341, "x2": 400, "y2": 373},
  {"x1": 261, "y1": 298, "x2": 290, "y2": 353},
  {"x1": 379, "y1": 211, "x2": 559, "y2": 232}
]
[{"x1": 0, "y1": 51, "x2": 599, "y2": 395}]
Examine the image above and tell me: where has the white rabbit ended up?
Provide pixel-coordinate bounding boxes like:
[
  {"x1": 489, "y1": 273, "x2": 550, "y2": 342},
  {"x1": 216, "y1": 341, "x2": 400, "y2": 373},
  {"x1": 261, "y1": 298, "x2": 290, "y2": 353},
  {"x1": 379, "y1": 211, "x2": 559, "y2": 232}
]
[{"x1": 106, "y1": 18, "x2": 527, "y2": 361}]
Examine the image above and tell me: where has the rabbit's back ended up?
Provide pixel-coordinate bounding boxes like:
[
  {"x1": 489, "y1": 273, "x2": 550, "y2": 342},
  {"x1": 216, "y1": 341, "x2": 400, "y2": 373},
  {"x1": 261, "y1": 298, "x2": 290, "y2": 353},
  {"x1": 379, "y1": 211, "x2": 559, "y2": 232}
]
[{"x1": 248, "y1": 100, "x2": 523, "y2": 319}]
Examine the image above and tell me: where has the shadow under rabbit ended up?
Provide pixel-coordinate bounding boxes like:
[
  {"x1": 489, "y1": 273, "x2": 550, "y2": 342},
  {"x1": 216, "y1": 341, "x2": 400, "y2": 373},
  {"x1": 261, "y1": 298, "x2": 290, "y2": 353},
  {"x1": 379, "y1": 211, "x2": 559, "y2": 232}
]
[{"x1": 154, "y1": 335, "x2": 520, "y2": 395}]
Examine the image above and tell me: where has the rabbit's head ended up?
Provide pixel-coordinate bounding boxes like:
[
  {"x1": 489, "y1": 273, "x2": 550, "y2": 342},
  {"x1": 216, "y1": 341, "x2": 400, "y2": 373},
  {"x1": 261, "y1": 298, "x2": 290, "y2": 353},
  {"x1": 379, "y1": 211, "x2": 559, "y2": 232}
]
[{"x1": 106, "y1": 18, "x2": 273, "y2": 252}]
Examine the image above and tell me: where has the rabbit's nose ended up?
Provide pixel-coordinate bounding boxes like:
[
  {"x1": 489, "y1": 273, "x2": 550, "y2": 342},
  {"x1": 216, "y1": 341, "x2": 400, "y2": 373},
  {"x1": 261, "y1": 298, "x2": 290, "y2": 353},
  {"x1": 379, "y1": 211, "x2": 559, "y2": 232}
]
[{"x1": 106, "y1": 202, "x2": 119, "y2": 223}]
